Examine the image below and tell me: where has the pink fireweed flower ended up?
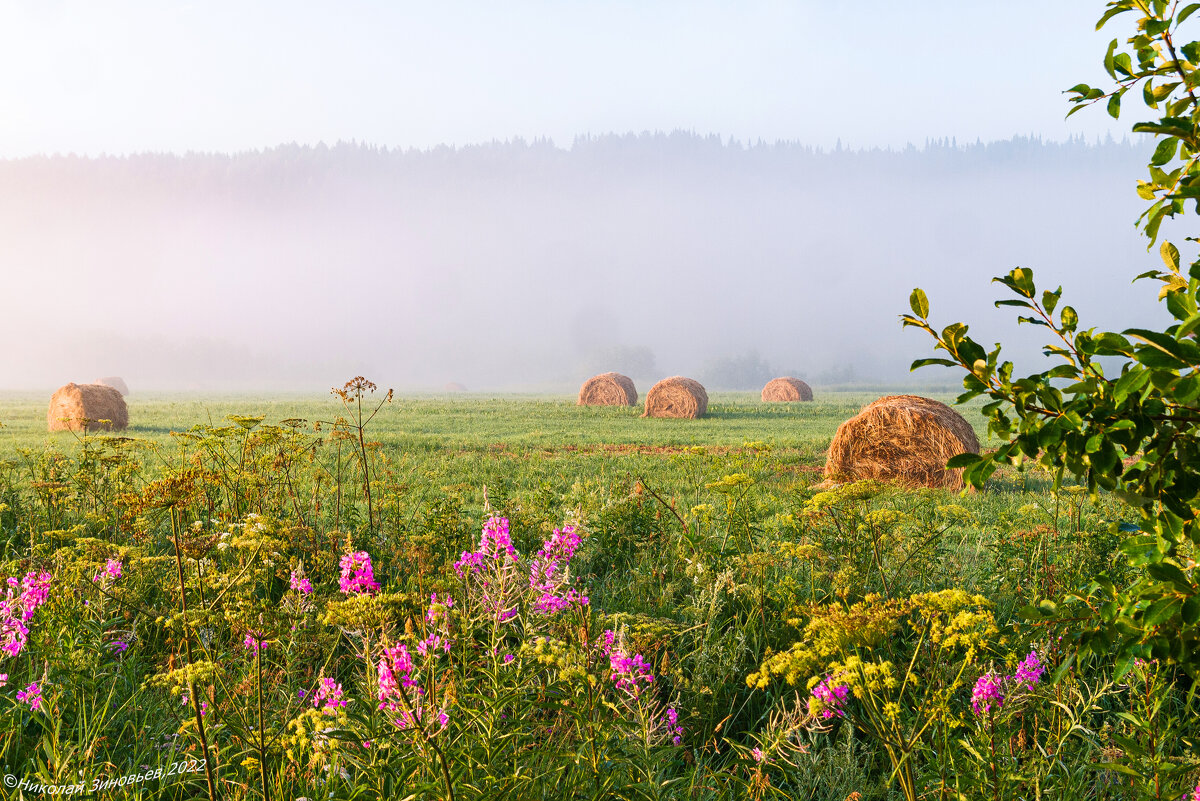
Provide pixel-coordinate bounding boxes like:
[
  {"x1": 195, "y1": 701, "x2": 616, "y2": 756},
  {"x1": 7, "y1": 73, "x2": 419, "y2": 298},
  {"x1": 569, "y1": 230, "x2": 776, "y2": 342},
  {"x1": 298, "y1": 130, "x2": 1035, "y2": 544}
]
[
  {"x1": 17, "y1": 682, "x2": 42, "y2": 711},
  {"x1": 19, "y1": 572, "x2": 52, "y2": 620},
  {"x1": 416, "y1": 633, "x2": 451, "y2": 657},
  {"x1": 289, "y1": 569, "x2": 312, "y2": 595},
  {"x1": 1191, "y1": 781, "x2": 1200, "y2": 801},
  {"x1": 971, "y1": 672, "x2": 1005, "y2": 716},
  {"x1": 529, "y1": 525, "x2": 590, "y2": 615},
  {"x1": 455, "y1": 516, "x2": 521, "y2": 622},
  {"x1": 377, "y1": 643, "x2": 420, "y2": 723},
  {"x1": 109, "y1": 639, "x2": 129, "y2": 654},
  {"x1": 425, "y1": 593, "x2": 455, "y2": 626},
  {"x1": 437, "y1": 709, "x2": 450, "y2": 729},
  {"x1": 339, "y1": 551, "x2": 380, "y2": 595},
  {"x1": 312, "y1": 678, "x2": 346, "y2": 716},
  {"x1": 93, "y1": 558, "x2": 122, "y2": 584},
  {"x1": 1012, "y1": 650, "x2": 1044, "y2": 690},
  {"x1": 811, "y1": 675, "x2": 850, "y2": 719},
  {"x1": 600, "y1": 630, "x2": 655, "y2": 698},
  {"x1": 243, "y1": 631, "x2": 268, "y2": 652},
  {"x1": 751, "y1": 747, "x2": 766, "y2": 764},
  {"x1": 664, "y1": 707, "x2": 683, "y2": 745},
  {"x1": 0, "y1": 616, "x2": 29, "y2": 659}
]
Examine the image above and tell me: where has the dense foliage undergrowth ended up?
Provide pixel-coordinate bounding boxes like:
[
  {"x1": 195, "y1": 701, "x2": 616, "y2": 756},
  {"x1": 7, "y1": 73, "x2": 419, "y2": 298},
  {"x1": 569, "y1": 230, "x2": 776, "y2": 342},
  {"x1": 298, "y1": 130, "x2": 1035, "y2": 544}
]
[{"x1": 0, "y1": 378, "x2": 1196, "y2": 800}]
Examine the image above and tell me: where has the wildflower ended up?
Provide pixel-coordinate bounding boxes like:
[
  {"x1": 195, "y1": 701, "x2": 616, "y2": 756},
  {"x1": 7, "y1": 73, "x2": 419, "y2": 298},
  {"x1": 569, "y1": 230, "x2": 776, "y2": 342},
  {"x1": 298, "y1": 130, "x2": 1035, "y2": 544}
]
[
  {"x1": 810, "y1": 674, "x2": 850, "y2": 719},
  {"x1": 243, "y1": 631, "x2": 268, "y2": 652},
  {"x1": 297, "y1": 689, "x2": 307, "y2": 701},
  {"x1": 109, "y1": 639, "x2": 129, "y2": 654},
  {"x1": 503, "y1": 654, "x2": 514, "y2": 664},
  {"x1": 425, "y1": 593, "x2": 454, "y2": 626},
  {"x1": 16, "y1": 682, "x2": 42, "y2": 711},
  {"x1": 1191, "y1": 781, "x2": 1200, "y2": 801},
  {"x1": 664, "y1": 707, "x2": 683, "y2": 745},
  {"x1": 1012, "y1": 650, "x2": 1044, "y2": 689},
  {"x1": 0, "y1": 674, "x2": 6, "y2": 687},
  {"x1": 455, "y1": 516, "x2": 520, "y2": 622},
  {"x1": 312, "y1": 678, "x2": 346, "y2": 716},
  {"x1": 529, "y1": 525, "x2": 589, "y2": 615},
  {"x1": 289, "y1": 568, "x2": 313, "y2": 595},
  {"x1": 600, "y1": 630, "x2": 655, "y2": 698},
  {"x1": 751, "y1": 747, "x2": 766, "y2": 764},
  {"x1": 437, "y1": 709, "x2": 450, "y2": 729},
  {"x1": 377, "y1": 644, "x2": 420, "y2": 724},
  {"x1": 971, "y1": 672, "x2": 1005, "y2": 716},
  {"x1": 339, "y1": 551, "x2": 380, "y2": 595},
  {"x1": 93, "y1": 558, "x2": 123, "y2": 584}
]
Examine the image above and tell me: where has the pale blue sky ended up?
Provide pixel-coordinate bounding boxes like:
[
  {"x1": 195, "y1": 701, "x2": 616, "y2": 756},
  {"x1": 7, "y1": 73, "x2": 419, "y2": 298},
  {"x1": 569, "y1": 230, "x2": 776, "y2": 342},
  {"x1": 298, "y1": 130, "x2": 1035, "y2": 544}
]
[{"x1": 0, "y1": 0, "x2": 1129, "y2": 156}]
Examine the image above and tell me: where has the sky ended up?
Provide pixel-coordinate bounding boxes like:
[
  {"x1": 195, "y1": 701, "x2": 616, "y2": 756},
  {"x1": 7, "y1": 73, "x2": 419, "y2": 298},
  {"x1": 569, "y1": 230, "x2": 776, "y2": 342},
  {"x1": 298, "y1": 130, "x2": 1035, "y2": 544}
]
[{"x1": 0, "y1": 0, "x2": 1127, "y2": 157}]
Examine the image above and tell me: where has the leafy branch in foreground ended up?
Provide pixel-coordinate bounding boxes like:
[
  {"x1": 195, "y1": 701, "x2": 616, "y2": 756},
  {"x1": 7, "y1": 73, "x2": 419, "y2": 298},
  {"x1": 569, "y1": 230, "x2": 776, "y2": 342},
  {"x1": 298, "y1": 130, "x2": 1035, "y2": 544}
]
[{"x1": 904, "y1": 0, "x2": 1200, "y2": 677}]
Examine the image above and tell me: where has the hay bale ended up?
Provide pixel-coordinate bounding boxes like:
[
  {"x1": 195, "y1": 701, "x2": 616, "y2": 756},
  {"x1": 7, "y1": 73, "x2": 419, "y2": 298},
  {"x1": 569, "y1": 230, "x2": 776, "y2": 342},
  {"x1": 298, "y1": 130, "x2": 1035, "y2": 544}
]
[
  {"x1": 762, "y1": 377, "x2": 812, "y2": 402},
  {"x1": 578, "y1": 372, "x2": 637, "y2": 407},
  {"x1": 47, "y1": 382, "x2": 129, "y2": 432},
  {"x1": 444, "y1": 382, "x2": 467, "y2": 392},
  {"x1": 642, "y1": 376, "x2": 708, "y2": 419},
  {"x1": 93, "y1": 376, "x2": 130, "y2": 396},
  {"x1": 824, "y1": 395, "x2": 979, "y2": 489}
]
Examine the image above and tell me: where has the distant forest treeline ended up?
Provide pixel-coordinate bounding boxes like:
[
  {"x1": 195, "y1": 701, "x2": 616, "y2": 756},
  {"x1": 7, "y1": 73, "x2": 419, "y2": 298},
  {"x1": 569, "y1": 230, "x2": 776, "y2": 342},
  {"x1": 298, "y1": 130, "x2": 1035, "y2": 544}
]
[{"x1": 0, "y1": 132, "x2": 1163, "y2": 391}]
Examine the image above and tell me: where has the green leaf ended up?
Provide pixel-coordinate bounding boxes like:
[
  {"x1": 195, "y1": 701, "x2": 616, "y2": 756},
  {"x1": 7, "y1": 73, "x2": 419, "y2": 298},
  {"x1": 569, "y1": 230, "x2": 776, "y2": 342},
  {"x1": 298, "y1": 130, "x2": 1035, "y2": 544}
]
[
  {"x1": 1108, "y1": 91, "x2": 1122, "y2": 118},
  {"x1": 910, "y1": 357, "x2": 957, "y2": 370},
  {"x1": 1151, "y1": 138, "x2": 1179, "y2": 166},
  {"x1": 1147, "y1": 561, "x2": 1194, "y2": 592},
  {"x1": 1161, "y1": 240, "x2": 1181, "y2": 271},
  {"x1": 1179, "y1": 3, "x2": 1200, "y2": 23},
  {"x1": 1104, "y1": 37, "x2": 1119, "y2": 78},
  {"x1": 946, "y1": 453, "x2": 983, "y2": 469},
  {"x1": 1060, "y1": 306, "x2": 1078, "y2": 330},
  {"x1": 909, "y1": 287, "x2": 929, "y2": 318}
]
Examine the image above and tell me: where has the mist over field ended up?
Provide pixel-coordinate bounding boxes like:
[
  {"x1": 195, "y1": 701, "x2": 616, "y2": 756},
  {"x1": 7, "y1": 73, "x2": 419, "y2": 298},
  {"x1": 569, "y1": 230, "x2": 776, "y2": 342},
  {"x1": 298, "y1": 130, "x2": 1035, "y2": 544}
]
[{"x1": 0, "y1": 133, "x2": 1166, "y2": 392}]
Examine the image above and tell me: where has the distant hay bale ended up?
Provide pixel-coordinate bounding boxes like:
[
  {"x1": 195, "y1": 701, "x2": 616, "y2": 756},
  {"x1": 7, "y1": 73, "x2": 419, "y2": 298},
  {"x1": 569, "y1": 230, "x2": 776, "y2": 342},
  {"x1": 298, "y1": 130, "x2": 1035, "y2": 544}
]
[
  {"x1": 47, "y1": 382, "x2": 129, "y2": 433},
  {"x1": 93, "y1": 376, "x2": 130, "y2": 396},
  {"x1": 642, "y1": 376, "x2": 708, "y2": 419},
  {"x1": 578, "y1": 372, "x2": 637, "y2": 407},
  {"x1": 444, "y1": 382, "x2": 467, "y2": 392},
  {"x1": 824, "y1": 395, "x2": 979, "y2": 489},
  {"x1": 762, "y1": 377, "x2": 812, "y2": 402}
]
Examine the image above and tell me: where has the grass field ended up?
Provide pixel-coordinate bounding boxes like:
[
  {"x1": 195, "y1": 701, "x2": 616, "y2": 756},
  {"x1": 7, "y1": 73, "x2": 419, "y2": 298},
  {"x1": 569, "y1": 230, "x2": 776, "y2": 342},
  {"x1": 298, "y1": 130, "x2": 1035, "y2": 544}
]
[{"x1": 0, "y1": 387, "x2": 1184, "y2": 800}]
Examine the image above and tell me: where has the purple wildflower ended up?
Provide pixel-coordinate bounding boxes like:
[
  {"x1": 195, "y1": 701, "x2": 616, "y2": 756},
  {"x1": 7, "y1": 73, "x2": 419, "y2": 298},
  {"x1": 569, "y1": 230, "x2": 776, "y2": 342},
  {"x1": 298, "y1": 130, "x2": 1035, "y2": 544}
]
[
  {"x1": 1012, "y1": 650, "x2": 1044, "y2": 689},
  {"x1": 664, "y1": 706, "x2": 683, "y2": 745},
  {"x1": 455, "y1": 516, "x2": 520, "y2": 622},
  {"x1": 17, "y1": 682, "x2": 42, "y2": 711},
  {"x1": 109, "y1": 639, "x2": 129, "y2": 654},
  {"x1": 243, "y1": 631, "x2": 268, "y2": 652},
  {"x1": 751, "y1": 747, "x2": 766, "y2": 764},
  {"x1": 312, "y1": 678, "x2": 346, "y2": 716},
  {"x1": 811, "y1": 675, "x2": 850, "y2": 719},
  {"x1": 529, "y1": 525, "x2": 590, "y2": 615},
  {"x1": 93, "y1": 558, "x2": 122, "y2": 584},
  {"x1": 339, "y1": 551, "x2": 380, "y2": 595},
  {"x1": 971, "y1": 672, "x2": 1005, "y2": 716},
  {"x1": 600, "y1": 630, "x2": 655, "y2": 698},
  {"x1": 289, "y1": 568, "x2": 313, "y2": 595}
]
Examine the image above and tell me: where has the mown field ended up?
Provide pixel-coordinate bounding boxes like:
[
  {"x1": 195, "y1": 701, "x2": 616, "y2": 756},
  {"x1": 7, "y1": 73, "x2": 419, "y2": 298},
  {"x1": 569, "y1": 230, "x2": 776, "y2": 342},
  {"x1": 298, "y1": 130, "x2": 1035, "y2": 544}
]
[{"x1": 0, "y1": 387, "x2": 1189, "y2": 800}]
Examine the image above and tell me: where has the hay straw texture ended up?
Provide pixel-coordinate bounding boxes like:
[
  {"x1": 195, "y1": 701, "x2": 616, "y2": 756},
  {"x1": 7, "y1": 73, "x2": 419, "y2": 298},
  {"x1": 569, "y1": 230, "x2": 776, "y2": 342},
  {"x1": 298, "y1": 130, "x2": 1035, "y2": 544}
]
[
  {"x1": 93, "y1": 376, "x2": 130, "y2": 396},
  {"x1": 761, "y1": 377, "x2": 813, "y2": 402},
  {"x1": 47, "y1": 383, "x2": 129, "y2": 432},
  {"x1": 642, "y1": 376, "x2": 708, "y2": 419},
  {"x1": 824, "y1": 395, "x2": 980, "y2": 489},
  {"x1": 577, "y1": 372, "x2": 637, "y2": 407}
]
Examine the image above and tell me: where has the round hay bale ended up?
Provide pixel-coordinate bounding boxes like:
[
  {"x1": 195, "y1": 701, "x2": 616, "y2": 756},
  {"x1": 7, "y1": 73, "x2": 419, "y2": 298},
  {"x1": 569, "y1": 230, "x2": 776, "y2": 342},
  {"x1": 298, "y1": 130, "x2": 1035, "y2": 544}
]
[
  {"x1": 762, "y1": 377, "x2": 812, "y2": 402},
  {"x1": 824, "y1": 395, "x2": 979, "y2": 489},
  {"x1": 642, "y1": 376, "x2": 708, "y2": 419},
  {"x1": 577, "y1": 372, "x2": 637, "y2": 407},
  {"x1": 48, "y1": 382, "x2": 129, "y2": 433},
  {"x1": 444, "y1": 382, "x2": 467, "y2": 392},
  {"x1": 93, "y1": 376, "x2": 130, "y2": 396}
]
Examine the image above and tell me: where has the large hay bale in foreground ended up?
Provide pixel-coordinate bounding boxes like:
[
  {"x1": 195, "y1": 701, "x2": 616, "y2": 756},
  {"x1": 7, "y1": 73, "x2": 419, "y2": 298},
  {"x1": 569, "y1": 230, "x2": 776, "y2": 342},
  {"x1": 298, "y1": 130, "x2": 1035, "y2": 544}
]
[
  {"x1": 642, "y1": 376, "x2": 708, "y2": 419},
  {"x1": 578, "y1": 372, "x2": 637, "y2": 407},
  {"x1": 47, "y1": 383, "x2": 129, "y2": 432},
  {"x1": 93, "y1": 376, "x2": 130, "y2": 396},
  {"x1": 762, "y1": 377, "x2": 812, "y2": 402},
  {"x1": 824, "y1": 395, "x2": 979, "y2": 489}
]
